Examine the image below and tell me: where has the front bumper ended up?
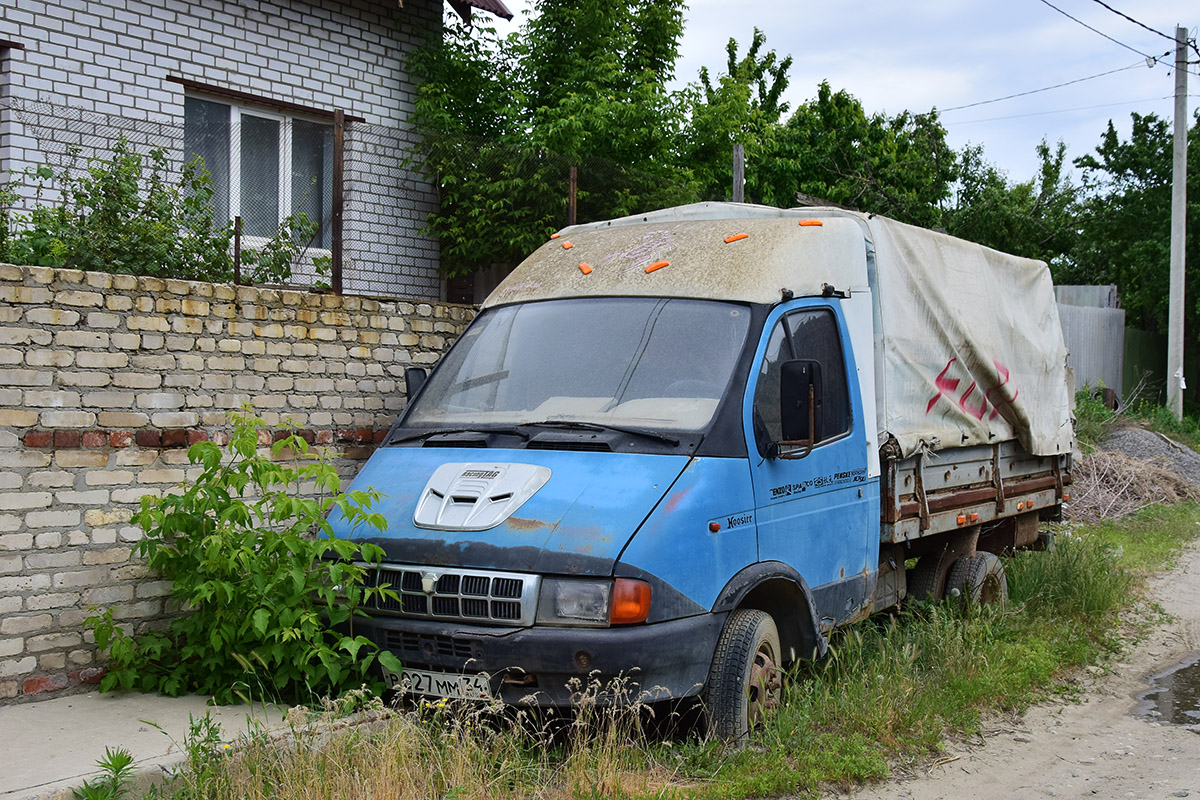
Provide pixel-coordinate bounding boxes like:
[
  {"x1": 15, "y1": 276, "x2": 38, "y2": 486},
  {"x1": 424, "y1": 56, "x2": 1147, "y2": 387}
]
[{"x1": 354, "y1": 612, "x2": 728, "y2": 706}]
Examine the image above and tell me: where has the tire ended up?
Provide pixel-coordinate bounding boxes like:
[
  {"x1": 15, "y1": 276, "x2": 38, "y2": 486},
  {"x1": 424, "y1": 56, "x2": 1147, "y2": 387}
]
[
  {"x1": 945, "y1": 552, "x2": 1008, "y2": 606},
  {"x1": 907, "y1": 554, "x2": 946, "y2": 601},
  {"x1": 703, "y1": 609, "x2": 782, "y2": 741}
]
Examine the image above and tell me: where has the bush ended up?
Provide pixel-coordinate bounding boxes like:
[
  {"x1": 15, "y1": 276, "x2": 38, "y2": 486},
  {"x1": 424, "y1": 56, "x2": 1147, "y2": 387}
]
[
  {"x1": 1074, "y1": 388, "x2": 1117, "y2": 452},
  {"x1": 0, "y1": 138, "x2": 314, "y2": 284},
  {"x1": 86, "y1": 414, "x2": 400, "y2": 704}
]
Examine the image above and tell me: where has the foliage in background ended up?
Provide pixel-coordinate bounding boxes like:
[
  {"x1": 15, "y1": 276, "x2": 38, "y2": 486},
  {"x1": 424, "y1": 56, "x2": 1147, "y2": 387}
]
[
  {"x1": 943, "y1": 139, "x2": 1079, "y2": 268},
  {"x1": 1066, "y1": 112, "x2": 1200, "y2": 335},
  {"x1": 679, "y1": 28, "x2": 792, "y2": 203},
  {"x1": 0, "y1": 139, "x2": 316, "y2": 284},
  {"x1": 86, "y1": 414, "x2": 399, "y2": 705},
  {"x1": 409, "y1": 6, "x2": 698, "y2": 278}
]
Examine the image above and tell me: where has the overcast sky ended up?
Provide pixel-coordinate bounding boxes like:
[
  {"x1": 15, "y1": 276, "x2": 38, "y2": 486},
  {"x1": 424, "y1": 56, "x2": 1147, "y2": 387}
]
[{"x1": 497, "y1": 0, "x2": 1194, "y2": 185}]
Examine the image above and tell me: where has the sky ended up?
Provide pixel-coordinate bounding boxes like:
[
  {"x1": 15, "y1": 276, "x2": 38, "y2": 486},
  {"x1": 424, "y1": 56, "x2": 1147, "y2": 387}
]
[{"x1": 494, "y1": 0, "x2": 1194, "y2": 184}]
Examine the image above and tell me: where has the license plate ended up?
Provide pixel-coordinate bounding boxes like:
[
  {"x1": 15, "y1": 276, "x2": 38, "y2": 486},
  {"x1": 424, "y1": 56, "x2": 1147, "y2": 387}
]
[{"x1": 385, "y1": 666, "x2": 493, "y2": 701}]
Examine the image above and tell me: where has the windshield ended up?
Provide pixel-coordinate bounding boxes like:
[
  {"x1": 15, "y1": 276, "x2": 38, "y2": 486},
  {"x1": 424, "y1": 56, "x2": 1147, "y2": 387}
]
[{"x1": 405, "y1": 298, "x2": 751, "y2": 432}]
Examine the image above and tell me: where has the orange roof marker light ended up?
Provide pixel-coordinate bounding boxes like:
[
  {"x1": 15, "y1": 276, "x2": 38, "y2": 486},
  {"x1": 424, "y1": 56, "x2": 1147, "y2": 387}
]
[
  {"x1": 723, "y1": 232, "x2": 749, "y2": 243},
  {"x1": 578, "y1": 263, "x2": 593, "y2": 275},
  {"x1": 645, "y1": 260, "x2": 669, "y2": 274},
  {"x1": 799, "y1": 219, "x2": 824, "y2": 227},
  {"x1": 561, "y1": 241, "x2": 574, "y2": 250},
  {"x1": 550, "y1": 233, "x2": 561, "y2": 239}
]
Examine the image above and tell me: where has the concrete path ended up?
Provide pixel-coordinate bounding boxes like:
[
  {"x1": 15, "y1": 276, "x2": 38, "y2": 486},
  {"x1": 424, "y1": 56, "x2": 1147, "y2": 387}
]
[{"x1": 0, "y1": 691, "x2": 286, "y2": 800}]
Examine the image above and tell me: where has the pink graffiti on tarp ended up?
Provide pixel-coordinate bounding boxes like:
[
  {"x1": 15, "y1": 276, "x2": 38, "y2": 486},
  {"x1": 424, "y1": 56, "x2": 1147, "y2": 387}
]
[{"x1": 926, "y1": 359, "x2": 1018, "y2": 421}]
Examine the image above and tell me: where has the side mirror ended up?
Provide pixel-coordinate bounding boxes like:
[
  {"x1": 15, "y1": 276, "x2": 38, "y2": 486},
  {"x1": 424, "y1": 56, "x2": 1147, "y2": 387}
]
[
  {"x1": 405, "y1": 367, "x2": 428, "y2": 400},
  {"x1": 779, "y1": 359, "x2": 823, "y2": 459}
]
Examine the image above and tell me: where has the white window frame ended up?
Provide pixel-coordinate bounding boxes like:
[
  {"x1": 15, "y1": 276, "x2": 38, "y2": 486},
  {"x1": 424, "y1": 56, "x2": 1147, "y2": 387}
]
[{"x1": 185, "y1": 92, "x2": 333, "y2": 252}]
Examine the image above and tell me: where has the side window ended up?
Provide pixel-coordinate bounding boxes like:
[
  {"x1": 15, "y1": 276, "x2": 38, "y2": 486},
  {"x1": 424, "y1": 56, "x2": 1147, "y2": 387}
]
[
  {"x1": 753, "y1": 308, "x2": 851, "y2": 447},
  {"x1": 786, "y1": 310, "x2": 850, "y2": 440}
]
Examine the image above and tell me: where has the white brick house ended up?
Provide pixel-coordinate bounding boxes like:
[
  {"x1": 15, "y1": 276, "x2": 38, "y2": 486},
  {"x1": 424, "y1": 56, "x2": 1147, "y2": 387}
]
[{"x1": 0, "y1": 0, "x2": 511, "y2": 300}]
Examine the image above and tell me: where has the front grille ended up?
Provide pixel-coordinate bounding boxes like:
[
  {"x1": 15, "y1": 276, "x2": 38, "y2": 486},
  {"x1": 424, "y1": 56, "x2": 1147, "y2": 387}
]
[{"x1": 364, "y1": 564, "x2": 540, "y2": 627}]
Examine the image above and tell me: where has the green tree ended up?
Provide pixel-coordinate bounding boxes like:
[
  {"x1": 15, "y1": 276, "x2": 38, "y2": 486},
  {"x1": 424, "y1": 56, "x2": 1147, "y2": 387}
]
[
  {"x1": 409, "y1": 2, "x2": 696, "y2": 279},
  {"x1": 1068, "y1": 111, "x2": 1199, "y2": 335},
  {"x1": 753, "y1": 82, "x2": 955, "y2": 225},
  {"x1": 679, "y1": 28, "x2": 792, "y2": 201},
  {"x1": 944, "y1": 139, "x2": 1079, "y2": 268}
]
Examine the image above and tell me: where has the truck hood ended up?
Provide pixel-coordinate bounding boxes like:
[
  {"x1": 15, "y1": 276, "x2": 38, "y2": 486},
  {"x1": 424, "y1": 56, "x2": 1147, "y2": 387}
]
[{"x1": 330, "y1": 447, "x2": 691, "y2": 576}]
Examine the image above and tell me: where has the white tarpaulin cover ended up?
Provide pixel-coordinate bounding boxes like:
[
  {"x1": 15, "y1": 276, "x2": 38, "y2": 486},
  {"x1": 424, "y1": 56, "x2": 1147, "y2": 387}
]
[
  {"x1": 484, "y1": 203, "x2": 1075, "y2": 460},
  {"x1": 864, "y1": 214, "x2": 1075, "y2": 458}
]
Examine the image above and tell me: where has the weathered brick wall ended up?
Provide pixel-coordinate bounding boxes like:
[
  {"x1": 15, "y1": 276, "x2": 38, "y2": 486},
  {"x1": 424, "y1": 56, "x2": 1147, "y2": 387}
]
[{"x1": 0, "y1": 263, "x2": 474, "y2": 701}]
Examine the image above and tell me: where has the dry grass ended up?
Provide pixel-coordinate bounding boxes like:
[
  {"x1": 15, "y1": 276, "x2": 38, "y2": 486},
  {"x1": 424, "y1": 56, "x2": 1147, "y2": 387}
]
[
  {"x1": 1066, "y1": 450, "x2": 1199, "y2": 523},
  {"x1": 155, "y1": 683, "x2": 692, "y2": 800}
]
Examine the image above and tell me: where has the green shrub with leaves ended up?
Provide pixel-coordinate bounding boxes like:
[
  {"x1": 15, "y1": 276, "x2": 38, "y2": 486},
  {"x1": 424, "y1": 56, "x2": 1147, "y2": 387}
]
[
  {"x1": 86, "y1": 414, "x2": 400, "y2": 704},
  {"x1": 0, "y1": 138, "x2": 315, "y2": 284}
]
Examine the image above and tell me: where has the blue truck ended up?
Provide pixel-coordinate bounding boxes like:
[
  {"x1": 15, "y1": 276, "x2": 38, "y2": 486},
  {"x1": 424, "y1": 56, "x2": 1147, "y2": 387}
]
[{"x1": 331, "y1": 203, "x2": 1076, "y2": 738}]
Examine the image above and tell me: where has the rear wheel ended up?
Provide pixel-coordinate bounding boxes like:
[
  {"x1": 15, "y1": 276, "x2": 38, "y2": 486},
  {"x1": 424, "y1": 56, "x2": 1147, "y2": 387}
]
[
  {"x1": 907, "y1": 554, "x2": 946, "y2": 601},
  {"x1": 946, "y1": 551, "x2": 1008, "y2": 606},
  {"x1": 703, "y1": 609, "x2": 782, "y2": 741}
]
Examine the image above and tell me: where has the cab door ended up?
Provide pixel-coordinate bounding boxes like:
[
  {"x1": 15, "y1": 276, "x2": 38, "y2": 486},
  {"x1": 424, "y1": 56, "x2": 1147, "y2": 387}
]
[{"x1": 744, "y1": 301, "x2": 872, "y2": 628}]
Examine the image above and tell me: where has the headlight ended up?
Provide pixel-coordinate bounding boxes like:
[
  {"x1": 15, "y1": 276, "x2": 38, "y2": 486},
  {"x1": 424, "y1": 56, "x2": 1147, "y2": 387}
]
[{"x1": 535, "y1": 578, "x2": 651, "y2": 627}]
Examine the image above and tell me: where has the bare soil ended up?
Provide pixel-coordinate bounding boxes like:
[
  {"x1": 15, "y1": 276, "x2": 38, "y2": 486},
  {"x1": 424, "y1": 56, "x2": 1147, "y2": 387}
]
[{"x1": 839, "y1": 538, "x2": 1200, "y2": 800}]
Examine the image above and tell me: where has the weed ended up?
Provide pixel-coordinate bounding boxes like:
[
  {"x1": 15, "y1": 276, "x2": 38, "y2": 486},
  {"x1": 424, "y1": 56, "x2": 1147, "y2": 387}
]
[
  {"x1": 86, "y1": 412, "x2": 399, "y2": 704},
  {"x1": 71, "y1": 747, "x2": 136, "y2": 800}
]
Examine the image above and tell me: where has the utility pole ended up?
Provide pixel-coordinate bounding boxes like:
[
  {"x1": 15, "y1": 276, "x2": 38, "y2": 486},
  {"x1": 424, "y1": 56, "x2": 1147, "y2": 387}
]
[
  {"x1": 732, "y1": 144, "x2": 745, "y2": 203},
  {"x1": 1167, "y1": 25, "x2": 1189, "y2": 418}
]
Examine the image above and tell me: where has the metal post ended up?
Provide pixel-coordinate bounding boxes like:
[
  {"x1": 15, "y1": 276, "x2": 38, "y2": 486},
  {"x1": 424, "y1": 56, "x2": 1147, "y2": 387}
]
[
  {"x1": 1167, "y1": 26, "x2": 1189, "y2": 418},
  {"x1": 233, "y1": 216, "x2": 242, "y2": 285},
  {"x1": 332, "y1": 109, "x2": 345, "y2": 295},
  {"x1": 568, "y1": 164, "x2": 577, "y2": 227},
  {"x1": 732, "y1": 143, "x2": 745, "y2": 203}
]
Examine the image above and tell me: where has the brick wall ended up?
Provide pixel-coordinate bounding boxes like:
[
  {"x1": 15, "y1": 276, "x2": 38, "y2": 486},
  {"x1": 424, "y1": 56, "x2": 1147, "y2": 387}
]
[
  {"x1": 0, "y1": 263, "x2": 475, "y2": 701},
  {"x1": 0, "y1": 0, "x2": 446, "y2": 299}
]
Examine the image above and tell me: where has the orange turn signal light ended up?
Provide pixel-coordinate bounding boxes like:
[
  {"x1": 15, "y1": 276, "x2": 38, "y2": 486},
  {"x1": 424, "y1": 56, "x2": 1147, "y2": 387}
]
[
  {"x1": 956, "y1": 514, "x2": 967, "y2": 525},
  {"x1": 609, "y1": 578, "x2": 651, "y2": 625},
  {"x1": 970, "y1": 512, "x2": 979, "y2": 523},
  {"x1": 799, "y1": 219, "x2": 823, "y2": 226}
]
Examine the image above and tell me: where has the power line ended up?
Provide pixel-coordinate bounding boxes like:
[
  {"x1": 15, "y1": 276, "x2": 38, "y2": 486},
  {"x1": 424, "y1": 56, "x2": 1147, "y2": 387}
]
[
  {"x1": 1086, "y1": 0, "x2": 1175, "y2": 44},
  {"x1": 1037, "y1": 0, "x2": 1166, "y2": 63},
  {"x1": 953, "y1": 95, "x2": 1173, "y2": 125},
  {"x1": 939, "y1": 59, "x2": 1155, "y2": 113}
]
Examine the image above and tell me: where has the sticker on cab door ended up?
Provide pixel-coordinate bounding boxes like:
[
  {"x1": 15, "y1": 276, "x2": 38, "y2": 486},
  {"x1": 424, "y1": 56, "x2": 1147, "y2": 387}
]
[{"x1": 768, "y1": 468, "x2": 867, "y2": 500}]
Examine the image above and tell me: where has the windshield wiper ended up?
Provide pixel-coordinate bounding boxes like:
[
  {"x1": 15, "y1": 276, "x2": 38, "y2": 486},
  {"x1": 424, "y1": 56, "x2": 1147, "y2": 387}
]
[
  {"x1": 389, "y1": 426, "x2": 531, "y2": 445},
  {"x1": 522, "y1": 420, "x2": 681, "y2": 447}
]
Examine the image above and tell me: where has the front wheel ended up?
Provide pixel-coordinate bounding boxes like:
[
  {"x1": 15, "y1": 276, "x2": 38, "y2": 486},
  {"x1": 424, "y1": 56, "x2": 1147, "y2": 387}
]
[{"x1": 703, "y1": 609, "x2": 782, "y2": 741}]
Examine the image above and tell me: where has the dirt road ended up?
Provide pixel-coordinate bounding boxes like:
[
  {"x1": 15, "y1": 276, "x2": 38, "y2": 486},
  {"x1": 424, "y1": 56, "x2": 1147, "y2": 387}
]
[{"x1": 842, "y1": 539, "x2": 1200, "y2": 800}]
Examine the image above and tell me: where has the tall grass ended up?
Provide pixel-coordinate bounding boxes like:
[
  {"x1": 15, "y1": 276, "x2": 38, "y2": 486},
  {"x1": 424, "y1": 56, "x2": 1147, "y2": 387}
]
[{"x1": 139, "y1": 504, "x2": 1200, "y2": 800}]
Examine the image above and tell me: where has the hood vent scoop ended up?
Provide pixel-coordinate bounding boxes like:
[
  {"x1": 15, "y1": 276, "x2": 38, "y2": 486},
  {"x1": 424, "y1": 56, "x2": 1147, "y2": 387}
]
[{"x1": 413, "y1": 463, "x2": 552, "y2": 532}]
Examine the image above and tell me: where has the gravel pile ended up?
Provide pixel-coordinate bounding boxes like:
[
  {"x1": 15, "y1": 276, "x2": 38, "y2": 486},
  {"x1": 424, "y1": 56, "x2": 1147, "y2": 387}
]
[
  {"x1": 1101, "y1": 426, "x2": 1200, "y2": 489},
  {"x1": 1063, "y1": 426, "x2": 1200, "y2": 523}
]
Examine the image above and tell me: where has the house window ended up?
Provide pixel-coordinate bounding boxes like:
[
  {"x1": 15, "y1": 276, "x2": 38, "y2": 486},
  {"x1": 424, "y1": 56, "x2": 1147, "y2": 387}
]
[{"x1": 183, "y1": 96, "x2": 333, "y2": 248}]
